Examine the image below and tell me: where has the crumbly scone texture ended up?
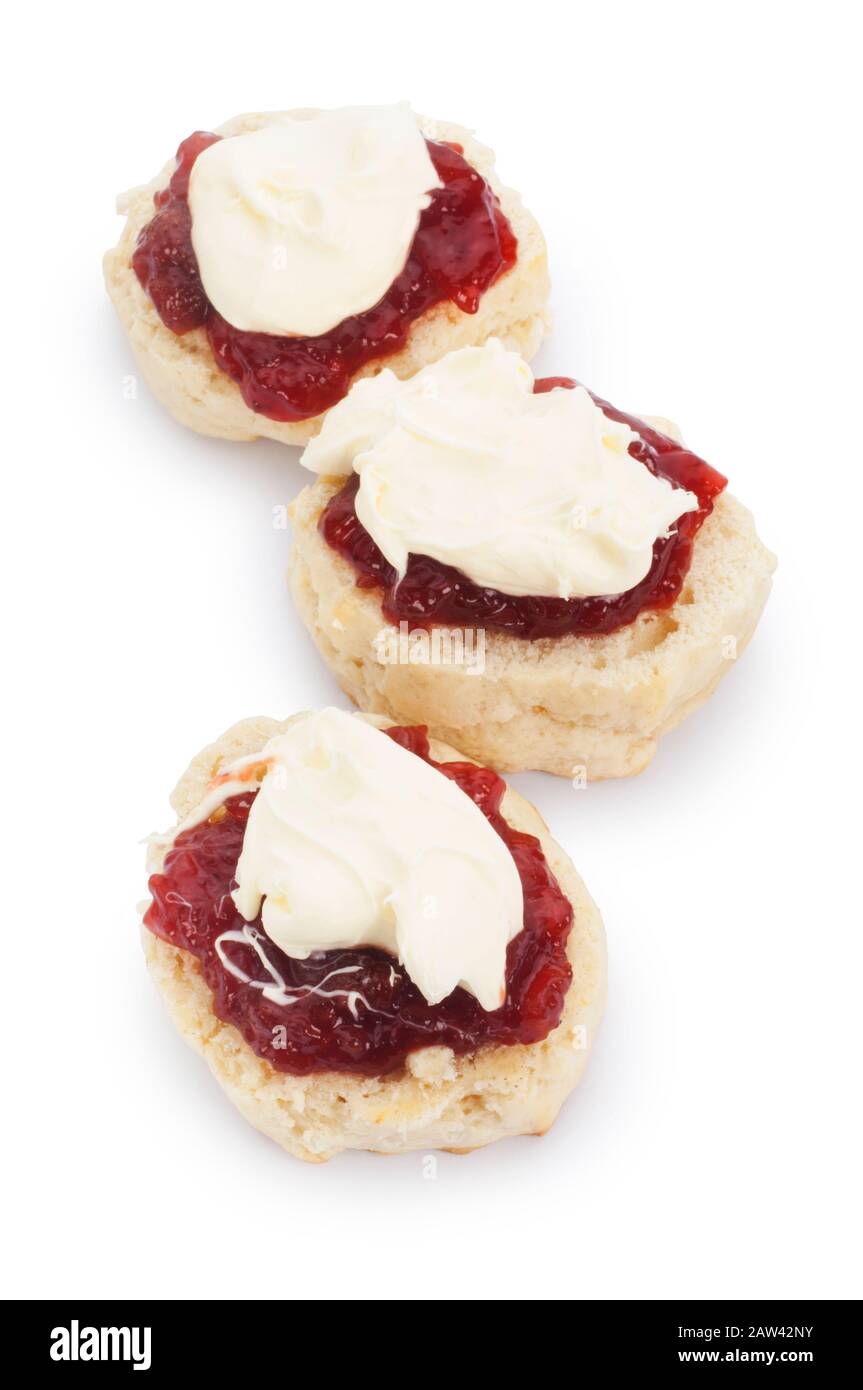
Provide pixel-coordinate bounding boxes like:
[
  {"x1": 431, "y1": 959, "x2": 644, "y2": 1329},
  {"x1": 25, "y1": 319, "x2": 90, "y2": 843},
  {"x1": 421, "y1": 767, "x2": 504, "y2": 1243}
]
[
  {"x1": 104, "y1": 111, "x2": 551, "y2": 446},
  {"x1": 143, "y1": 714, "x2": 606, "y2": 1162},
  {"x1": 288, "y1": 475, "x2": 777, "y2": 779}
]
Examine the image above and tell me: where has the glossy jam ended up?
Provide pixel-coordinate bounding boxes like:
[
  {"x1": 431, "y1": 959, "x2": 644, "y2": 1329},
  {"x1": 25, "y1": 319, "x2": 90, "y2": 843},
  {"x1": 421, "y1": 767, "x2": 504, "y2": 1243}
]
[
  {"x1": 320, "y1": 379, "x2": 728, "y2": 639},
  {"x1": 145, "y1": 726, "x2": 573, "y2": 1077},
  {"x1": 132, "y1": 133, "x2": 517, "y2": 422}
]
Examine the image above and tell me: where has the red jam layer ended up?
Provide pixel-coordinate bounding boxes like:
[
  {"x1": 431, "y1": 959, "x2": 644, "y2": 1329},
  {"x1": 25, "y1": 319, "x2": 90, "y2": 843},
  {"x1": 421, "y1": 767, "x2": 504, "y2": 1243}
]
[
  {"x1": 319, "y1": 378, "x2": 728, "y2": 639},
  {"x1": 145, "y1": 726, "x2": 573, "y2": 1077},
  {"x1": 132, "y1": 132, "x2": 517, "y2": 423}
]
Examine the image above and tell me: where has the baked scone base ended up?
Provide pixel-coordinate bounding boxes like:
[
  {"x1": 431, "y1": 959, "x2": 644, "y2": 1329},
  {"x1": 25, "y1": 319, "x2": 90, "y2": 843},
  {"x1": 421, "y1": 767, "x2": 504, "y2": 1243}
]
[
  {"x1": 105, "y1": 112, "x2": 550, "y2": 446},
  {"x1": 143, "y1": 714, "x2": 606, "y2": 1161},
  {"x1": 288, "y1": 485, "x2": 776, "y2": 779}
]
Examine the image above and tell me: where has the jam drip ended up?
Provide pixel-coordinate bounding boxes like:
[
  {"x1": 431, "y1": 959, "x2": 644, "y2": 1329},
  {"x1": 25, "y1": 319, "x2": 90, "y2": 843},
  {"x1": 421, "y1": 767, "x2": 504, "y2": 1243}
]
[
  {"x1": 132, "y1": 133, "x2": 517, "y2": 422},
  {"x1": 145, "y1": 727, "x2": 573, "y2": 1077},
  {"x1": 320, "y1": 379, "x2": 728, "y2": 640}
]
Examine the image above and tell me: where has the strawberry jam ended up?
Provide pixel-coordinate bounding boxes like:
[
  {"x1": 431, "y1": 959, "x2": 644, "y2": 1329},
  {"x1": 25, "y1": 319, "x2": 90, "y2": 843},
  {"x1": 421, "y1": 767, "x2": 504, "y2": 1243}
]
[
  {"x1": 320, "y1": 379, "x2": 728, "y2": 639},
  {"x1": 132, "y1": 133, "x2": 517, "y2": 422},
  {"x1": 145, "y1": 726, "x2": 572, "y2": 1077}
]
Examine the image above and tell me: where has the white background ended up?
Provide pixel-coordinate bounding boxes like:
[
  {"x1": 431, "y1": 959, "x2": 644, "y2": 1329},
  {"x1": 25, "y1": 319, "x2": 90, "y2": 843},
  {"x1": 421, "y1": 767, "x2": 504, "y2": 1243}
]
[{"x1": 4, "y1": 0, "x2": 862, "y2": 1301}]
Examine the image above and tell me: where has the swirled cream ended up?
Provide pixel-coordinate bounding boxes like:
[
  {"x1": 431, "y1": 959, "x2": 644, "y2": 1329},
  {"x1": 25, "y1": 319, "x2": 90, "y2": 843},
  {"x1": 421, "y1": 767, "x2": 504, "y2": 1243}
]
[
  {"x1": 188, "y1": 105, "x2": 441, "y2": 337},
  {"x1": 301, "y1": 340, "x2": 700, "y2": 598},
  {"x1": 158, "y1": 710, "x2": 524, "y2": 1011}
]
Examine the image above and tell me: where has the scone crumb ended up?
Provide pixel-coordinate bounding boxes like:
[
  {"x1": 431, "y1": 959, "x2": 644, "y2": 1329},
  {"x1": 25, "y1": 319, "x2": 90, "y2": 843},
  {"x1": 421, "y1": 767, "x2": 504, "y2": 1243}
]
[{"x1": 407, "y1": 1046, "x2": 458, "y2": 1083}]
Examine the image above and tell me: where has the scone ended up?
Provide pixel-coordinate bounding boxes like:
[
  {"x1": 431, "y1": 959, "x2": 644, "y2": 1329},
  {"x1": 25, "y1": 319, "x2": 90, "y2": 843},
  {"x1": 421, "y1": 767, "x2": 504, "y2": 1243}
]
[
  {"x1": 105, "y1": 105, "x2": 550, "y2": 446},
  {"x1": 288, "y1": 341, "x2": 776, "y2": 779},
  {"x1": 142, "y1": 707, "x2": 606, "y2": 1161}
]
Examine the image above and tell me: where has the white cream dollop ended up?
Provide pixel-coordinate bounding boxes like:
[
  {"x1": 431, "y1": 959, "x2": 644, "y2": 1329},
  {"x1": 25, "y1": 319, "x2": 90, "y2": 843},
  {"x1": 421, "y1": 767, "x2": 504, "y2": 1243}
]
[
  {"x1": 301, "y1": 340, "x2": 700, "y2": 599},
  {"x1": 220, "y1": 709, "x2": 524, "y2": 1012},
  {"x1": 187, "y1": 105, "x2": 441, "y2": 337}
]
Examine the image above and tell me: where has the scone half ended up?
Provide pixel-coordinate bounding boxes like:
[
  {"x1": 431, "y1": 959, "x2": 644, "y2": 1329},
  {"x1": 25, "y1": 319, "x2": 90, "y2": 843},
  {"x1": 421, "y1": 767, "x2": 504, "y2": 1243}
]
[
  {"x1": 142, "y1": 713, "x2": 607, "y2": 1161},
  {"x1": 289, "y1": 481, "x2": 775, "y2": 780},
  {"x1": 105, "y1": 110, "x2": 550, "y2": 446}
]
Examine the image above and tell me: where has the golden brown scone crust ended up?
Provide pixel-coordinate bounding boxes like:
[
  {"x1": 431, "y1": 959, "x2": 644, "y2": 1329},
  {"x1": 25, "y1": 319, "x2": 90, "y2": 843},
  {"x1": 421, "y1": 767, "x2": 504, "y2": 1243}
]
[
  {"x1": 105, "y1": 111, "x2": 550, "y2": 446},
  {"x1": 288, "y1": 483, "x2": 776, "y2": 779},
  {"x1": 143, "y1": 714, "x2": 606, "y2": 1161}
]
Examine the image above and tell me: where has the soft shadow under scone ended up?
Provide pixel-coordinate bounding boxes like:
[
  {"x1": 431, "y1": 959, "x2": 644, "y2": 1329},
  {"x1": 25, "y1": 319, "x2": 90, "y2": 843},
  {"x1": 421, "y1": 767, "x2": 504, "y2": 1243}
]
[
  {"x1": 104, "y1": 111, "x2": 550, "y2": 447},
  {"x1": 143, "y1": 713, "x2": 606, "y2": 1162},
  {"x1": 288, "y1": 481, "x2": 776, "y2": 780}
]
